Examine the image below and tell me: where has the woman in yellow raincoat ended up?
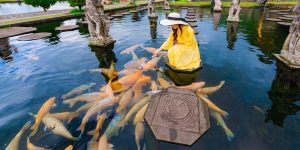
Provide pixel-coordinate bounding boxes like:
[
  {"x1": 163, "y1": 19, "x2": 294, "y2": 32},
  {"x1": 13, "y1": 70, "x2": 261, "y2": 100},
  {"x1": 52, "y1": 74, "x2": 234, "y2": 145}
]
[{"x1": 153, "y1": 12, "x2": 201, "y2": 70}]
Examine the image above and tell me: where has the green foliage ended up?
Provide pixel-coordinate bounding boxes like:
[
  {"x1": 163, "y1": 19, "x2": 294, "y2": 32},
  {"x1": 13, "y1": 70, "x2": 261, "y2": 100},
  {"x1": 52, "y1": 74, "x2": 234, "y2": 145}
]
[
  {"x1": 67, "y1": 0, "x2": 85, "y2": 10},
  {"x1": 70, "y1": 8, "x2": 85, "y2": 14},
  {"x1": 23, "y1": 0, "x2": 57, "y2": 11}
]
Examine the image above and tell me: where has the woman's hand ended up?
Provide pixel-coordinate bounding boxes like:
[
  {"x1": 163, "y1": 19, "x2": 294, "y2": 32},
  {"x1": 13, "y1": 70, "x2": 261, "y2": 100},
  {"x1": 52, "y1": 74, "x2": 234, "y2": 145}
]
[{"x1": 152, "y1": 48, "x2": 162, "y2": 57}]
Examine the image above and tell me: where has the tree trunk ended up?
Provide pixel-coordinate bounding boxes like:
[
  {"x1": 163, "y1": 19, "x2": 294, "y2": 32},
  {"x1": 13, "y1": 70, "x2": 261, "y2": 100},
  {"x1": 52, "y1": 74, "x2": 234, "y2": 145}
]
[{"x1": 79, "y1": 5, "x2": 82, "y2": 10}]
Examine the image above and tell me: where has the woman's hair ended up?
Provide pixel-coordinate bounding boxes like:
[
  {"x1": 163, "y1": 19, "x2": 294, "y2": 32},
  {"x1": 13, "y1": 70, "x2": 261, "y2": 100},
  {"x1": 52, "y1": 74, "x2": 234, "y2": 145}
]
[{"x1": 172, "y1": 24, "x2": 182, "y2": 44}]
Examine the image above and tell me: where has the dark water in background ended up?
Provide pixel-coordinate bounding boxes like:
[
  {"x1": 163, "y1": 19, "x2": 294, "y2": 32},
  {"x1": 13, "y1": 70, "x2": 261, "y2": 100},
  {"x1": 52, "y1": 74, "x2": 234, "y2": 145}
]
[
  {"x1": 0, "y1": 1, "x2": 71, "y2": 15},
  {"x1": 0, "y1": 7, "x2": 300, "y2": 150}
]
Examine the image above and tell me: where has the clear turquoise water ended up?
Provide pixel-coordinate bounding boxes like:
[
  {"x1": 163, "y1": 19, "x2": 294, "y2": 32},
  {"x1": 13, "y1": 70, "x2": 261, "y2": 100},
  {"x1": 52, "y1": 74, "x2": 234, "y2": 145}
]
[{"x1": 0, "y1": 7, "x2": 299, "y2": 150}]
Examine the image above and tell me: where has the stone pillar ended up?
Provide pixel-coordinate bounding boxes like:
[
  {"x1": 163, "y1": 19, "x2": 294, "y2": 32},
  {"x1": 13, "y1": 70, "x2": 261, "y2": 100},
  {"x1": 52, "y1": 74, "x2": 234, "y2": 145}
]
[
  {"x1": 149, "y1": 17, "x2": 158, "y2": 39},
  {"x1": 164, "y1": 0, "x2": 170, "y2": 10},
  {"x1": 274, "y1": 0, "x2": 300, "y2": 69},
  {"x1": 227, "y1": 22, "x2": 238, "y2": 50},
  {"x1": 86, "y1": 0, "x2": 115, "y2": 47},
  {"x1": 213, "y1": 0, "x2": 222, "y2": 12},
  {"x1": 227, "y1": 0, "x2": 241, "y2": 22},
  {"x1": 148, "y1": 0, "x2": 158, "y2": 18}
]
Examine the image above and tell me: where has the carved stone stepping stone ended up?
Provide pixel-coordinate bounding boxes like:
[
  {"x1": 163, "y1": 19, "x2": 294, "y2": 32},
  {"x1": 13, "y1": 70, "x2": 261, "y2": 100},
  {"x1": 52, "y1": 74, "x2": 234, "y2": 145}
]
[
  {"x1": 277, "y1": 22, "x2": 292, "y2": 27},
  {"x1": 278, "y1": 16, "x2": 294, "y2": 21},
  {"x1": 189, "y1": 22, "x2": 197, "y2": 27},
  {"x1": 111, "y1": 14, "x2": 123, "y2": 17},
  {"x1": 145, "y1": 88, "x2": 210, "y2": 145},
  {"x1": 283, "y1": 15, "x2": 297, "y2": 18},
  {"x1": 0, "y1": 27, "x2": 36, "y2": 39},
  {"x1": 277, "y1": 12, "x2": 289, "y2": 15},
  {"x1": 186, "y1": 18, "x2": 197, "y2": 22},
  {"x1": 130, "y1": 10, "x2": 138, "y2": 13},
  {"x1": 17, "y1": 32, "x2": 52, "y2": 41},
  {"x1": 265, "y1": 18, "x2": 282, "y2": 22},
  {"x1": 55, "y1": 25, "x2": 79, "y2": 31},
  {"x1": 269, "y1": 10, "x2": 280, "y2": 13},
  {"x1": 122, "y1": 12, "x2": 130, "y2": 15}
]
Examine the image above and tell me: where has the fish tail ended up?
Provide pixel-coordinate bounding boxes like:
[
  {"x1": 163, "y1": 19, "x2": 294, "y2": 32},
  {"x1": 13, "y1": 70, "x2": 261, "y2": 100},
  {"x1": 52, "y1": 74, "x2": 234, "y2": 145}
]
[
  {"x1": 21, "y1": 121, "x2": 32, "y2": 133},
  {"x1": 109, "y1": 143, "x2": 114, "y2": 150},
  {"x1": 117, "y1": 120, "x2": 125, "y2": 127},
  {"x1": 61, "y1": 95, "x2": 67, "y2": 100},
  {"x1": 63, "y1": 99, "x2": 76, "y2": 108},
  {"x1": 220, "y1": 80, "x2": 225, "y2": 86},
  {"x1": 67, "y1": 112, "x2": 79, "y2": 123},
  {"x1": 87, "y1": 129, "x2": 96, "y2": 136},
  {"x1": 30, "y1": 124, "x2": 38, "y2": 136},
  {"x1": 220, "y1": 110, "x2": 229, "y2": 119},
  {"x1": 225, "y1": 128, "x2": 234, "y2": 141},
  {"x1": 116, "y1": 107, "x2": 122, "y2": 113},
  {"x1": 136, "y1": 139, "x2": 141, "y2": 150},
  {"x1": 76, "y1": 123, "x2": 86, "y2": 136}
]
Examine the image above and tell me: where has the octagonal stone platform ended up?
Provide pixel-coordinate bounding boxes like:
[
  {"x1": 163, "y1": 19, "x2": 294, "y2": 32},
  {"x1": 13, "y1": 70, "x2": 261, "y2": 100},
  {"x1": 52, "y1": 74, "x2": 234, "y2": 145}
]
[{"x1": 145, "y1": 88, "x2": 210, "y2": 145}]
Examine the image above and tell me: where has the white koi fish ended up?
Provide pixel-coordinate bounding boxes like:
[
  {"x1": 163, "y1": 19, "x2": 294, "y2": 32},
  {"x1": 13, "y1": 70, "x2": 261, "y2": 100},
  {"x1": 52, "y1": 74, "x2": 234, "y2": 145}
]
[
  {"x1": 198, "y1": 80, "x2": 225, "y2": 94},
  {"x1": 6, "y1": 121, "x2": 31, "y2": 150},
  {"x1": 209, "y1": 109, "x2": 234, "y2": 141},
  {"x1": 97, "y1": 135, "x2": 114, "y2": 150},
  {"x1": 62, "y1": 83, "x2": 96, "y2": 99},
  {"x1": 63, "y1": 92, "x2": 107, "y2": 108}
]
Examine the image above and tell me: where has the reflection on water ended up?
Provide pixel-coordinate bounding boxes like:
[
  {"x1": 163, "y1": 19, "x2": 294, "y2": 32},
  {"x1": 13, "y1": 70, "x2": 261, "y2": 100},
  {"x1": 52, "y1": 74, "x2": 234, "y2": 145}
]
[
  {"x1": 149, "y1": 18, "x2": 158, "y2": 39},
  {"x1": 226, "y1": 22, "x2": 238, "y2": 50},
  {"x1": 132, "y1": 13, "x2": 141, "y2": 22},
  {"x1": 266, "y1": 61, "x2": 300, "y2": 127},
  {"x1": 0, "y1": 38, "x2": 17, "y2": 62},
  {"x1": 164, "y1": 68, "x2": 199, "y2": 86},
  {"x1": 213, "y1": 12, "x2": 221, "y2": 31}
]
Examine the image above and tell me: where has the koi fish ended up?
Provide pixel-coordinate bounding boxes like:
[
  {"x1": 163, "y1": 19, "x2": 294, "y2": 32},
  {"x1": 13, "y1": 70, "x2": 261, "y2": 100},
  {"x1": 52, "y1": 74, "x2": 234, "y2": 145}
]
[
  {"x1": 63, "y1": 92, "x2": 107, "y2": 108},
  {"x1": 118, "y1": 69, "x2": 138, "y2": 76},
  {"x1": 209, "y1": 109, "x2": 234, "y2": 141},
  {"x1": 177, "y1": 81, "x2": 206, "y2": 91},
  {"x1": 87, "y1": 141, "x2": 98, "y2": 150},
  {"x1": 30, "y1": 97, "x2": 56, "y2": 136},
  {"x1": 107, "y1": 61, "x2": 117, "y2": 79},
  {"x1": 198, "y1": 81, "x2": 225, "y2": 94},
  {"x1": 47, "y1": 111, "x2": 79, "y2": 123},
  {"x1": 158, "y1": 77, "x2": 172, "y2": 89},
  {"x1": 27, "y1": 137, "x2": 48, "y2": 150},
  {"x1": 133, "y1": 103, "x2": 149, "y2": 125},
  {"x1": 151, "y1": 81, "x2": 158, "y2": 91},
  {"x1": 141, "y1": 46, "x2": 157, "y2": 53},
  {"x1": 75, "y1": 103, "x2": 95, "y2": 113},
  {"x1": 89, "y1": 68, "x2": 118, "y2": 77},
  {"x1": 133, "y1": 76, "x2": 151, "y2": 99},
  {"x1": 124, "y1": 60, "x2": 143, "y2": 70},
  {"x1": 143, "y1": 56, "x2": 161, "y2": 71},
  {"x1": 64, "y1": 145, "x2": 73, "y2": 150},
  {"x1": 105, "y1": 79, "x2": 114, "y2": 98},
  {"x1": 87, "y1": 113, "x2": 107, "y2": 140},
  {"x1": 120, "y1": 44, "x2": 142, "y2": 54},
  {"x1": 116, "y1": 88, "x2": 133, "y2": 113},
  {"x1": 135, "y1": 122, "x2": 145, "y2": 150},
  {"x1": 97, "y1": 135, "x2": 114, "y2": 150},
  {"x1": 117, "y1": 70, "x2": 144, "y2": 86},
  {"x1": 118, "y1": 95, "x2": 152, "y2": 127},
  {"x1": 42, "y1": 116, "x2": 77, "y2": 141},
  {"x1": 77, "y1": 97, "x2": 119, "y2": 135},
  {"x1": 196, "y1": 92, "x2": 228, "y2": 118},
  {"x1": 62, "y1": 83, "x2": 96, "y2": 99},
  {"x1": 6, "y1": 121, "x2": 31, "y2": 150},
  {"x1": 105, "y1": 110, "x2": 126, "y2": 140}
]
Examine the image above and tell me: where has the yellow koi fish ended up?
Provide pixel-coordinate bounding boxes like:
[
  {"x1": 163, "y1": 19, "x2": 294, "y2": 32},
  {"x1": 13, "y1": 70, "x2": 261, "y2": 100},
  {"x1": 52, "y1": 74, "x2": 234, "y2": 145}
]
[
  {"x1": 143, "y1": 57, "x2": 161, "y2": 71},
  {"x1": 135, "y1": 122, "x2": 145, "y2": 150},
  {"x1": 30, "y1": 97, "x2": 56, "y2": 136},
  {"x1": 75, "y1": 103, "x2": 95, "y2": 113},
  {"x1": 64, "y1": 145, "x2": 73, "y2": 150},
  {"x1": 198, "y1": 81, "x2": 225, "y2": 94},
  {"x1": 158, "y1": 77, "x2": 172, "y2": 89},
  {"x1": 6, "y1": 121, "x2": 31, "y2": 150},
  {"x1": 27, "y1": 137, "x2": 48, "y2": 150},
  {"x1": 141, "y1": 46, "x2": 157, "y2": 53},
  {"x1": 116, "y1": 88, "x2": 133, "y2": 113},
  {"x1": 105, "y1": 79, "x2": 114, "y2": 98},
  {"x1": 177, "y1": 81, "x2": 206, "y2": 91},
  {"x1": 63, "y1": 92, "x2": 107, "y2": 108},
  {"x1": 87, "y1": 141, "x2": 98, "y2": 150},
  {"x1": 151, "y1": 81, "x2": 158, "y2": 91},
  {"x1": 87, "y1": 113, "x2": 107, "y2": 140},
  {"x1": 120, "y1": 44, "x2": 142, "y2": 54},
  {"x1": 133, "y1": 76, "x2": 151, "y2": 99},
  {"x1": 118, "y1": 95, "x2": 151, "y2": 127},
  {"x1": 209, "y1": 109, "x2": 234, "y2": 141},
  {"x1": 97, "y1": 135, "x2": 114, "y2": 150},
  {"x1": 47, "y1": 111, "x2": 79, "y2": 123},
  {"x1": 133, "y1": 103, "x2": 149, "y2": 125},
  {"x1": 196, "y1": 92, "x2": 228, "y2": 118},
  {"x1": 62, "y1": 83, "x2": 96, "y2": 99},
  {"x1": 42, "y1": 116, "x2": 77, "y2": 140}
]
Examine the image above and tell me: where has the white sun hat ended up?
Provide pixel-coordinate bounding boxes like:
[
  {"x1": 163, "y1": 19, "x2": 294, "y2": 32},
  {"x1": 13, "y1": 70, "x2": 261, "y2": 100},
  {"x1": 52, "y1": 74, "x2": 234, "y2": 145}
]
[{"x1": 160, "y1": 12, "x2": 188, "y2": 26}]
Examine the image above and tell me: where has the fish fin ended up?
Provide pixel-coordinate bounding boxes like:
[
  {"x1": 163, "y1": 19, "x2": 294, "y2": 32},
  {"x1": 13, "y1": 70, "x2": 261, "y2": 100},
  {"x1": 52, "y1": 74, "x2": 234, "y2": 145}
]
[
  {"x1": 28, "y1": 112, "x2": 36, "y2": 117},
  {"x1": 76, "y1": 124, "x2": 85, "y2": 136},
  {"x1": 220, "y1": 110, "x2": 229, "y2": 119},
  {"x1": 136, "y1": 140, "x2": 141, "y2": 150},
  {"x1": 220, "y1": 80, "x2": 225, "y2": 86},
  {"x1": 63, "y1": 100, "x2": 76, "y2": 108},
  {"x1": 225, "y1": 128, "x2": 234, "y2": 141},
  {"x1": 87, "y1": 130, "x2": 96, "y2": 136}
]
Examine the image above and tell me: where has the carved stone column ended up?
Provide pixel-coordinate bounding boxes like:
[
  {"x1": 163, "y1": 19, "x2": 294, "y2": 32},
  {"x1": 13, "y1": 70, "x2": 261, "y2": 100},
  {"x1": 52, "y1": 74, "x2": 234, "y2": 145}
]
[
  {"x1": 164, "y1": 0, "x2": 170, "y2": 10},
  {"x1": 227, "y1": 0, "x2": 241, "y2": 22},
  {"x1": 274, "y1": 0, "x2": 300, "y2": 69},
  {"x1": 86, "y1": 0, "x2": 115, "y2": 47},
  {"x1": 148, "y1": 0, "x2": 158, "y2": 18},
  {"x1": 213, "y1": 0, "x2": 222, "y2": 12}
]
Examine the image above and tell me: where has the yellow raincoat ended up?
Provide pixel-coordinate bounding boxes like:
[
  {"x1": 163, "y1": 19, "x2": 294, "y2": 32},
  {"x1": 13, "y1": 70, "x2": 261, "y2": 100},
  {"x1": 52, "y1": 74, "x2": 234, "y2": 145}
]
[{"x1": 159, "y1": 25, "x2": 201, "y2": 70}]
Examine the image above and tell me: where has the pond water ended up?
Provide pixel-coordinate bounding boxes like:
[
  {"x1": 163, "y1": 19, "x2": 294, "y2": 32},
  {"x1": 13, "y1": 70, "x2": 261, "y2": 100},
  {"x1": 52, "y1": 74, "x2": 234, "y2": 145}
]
[
  {"x1": 1, "y1": 7, "x2": 300, "y2": 150},
  {"x1": 0, "y1": 1, "x2": 71, "y2": 15}
]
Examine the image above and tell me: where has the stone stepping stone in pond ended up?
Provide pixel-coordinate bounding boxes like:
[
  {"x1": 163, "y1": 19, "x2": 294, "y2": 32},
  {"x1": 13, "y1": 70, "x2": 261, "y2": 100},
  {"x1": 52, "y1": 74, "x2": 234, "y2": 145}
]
[
  {"x1": 55, "y1": 25, "x2": 79, "y2": 31},
  {"x1": 269, "y1": 10, "x2": 280, "y2": 13},
  {"x1": 111, "y1": 14, "x2": 123, "y2": 17},
  {"x1": 17, "y1": 32, "x2": 52, "y2": 41},
  {"x1": 189, "y1": 22, "x2": 197, "y2": 27},
  {"x1": 278, "y1": 16, "x2": 294, "y2": 21},
  {"x1": 277, "y1": 22, "x2": 292, "y2": 27},
  {"x1": 283, "y1": 15, "x2": 297, "y2": 18},
  {"x1": 122, "y1": 12, "x2": 130, "y2": 15},
  {"x1": 0, "y1": 27, "x2": 36, "y2": 39},
  {"x1": 265, "y1": 18, "x2": 282, "y2": 22},
  {"x1": 130, "y1": 10, "x2": 138, "y2": 13},
  {"x1": 277, "y1": 12, "x2": 290, "y2": 15}
]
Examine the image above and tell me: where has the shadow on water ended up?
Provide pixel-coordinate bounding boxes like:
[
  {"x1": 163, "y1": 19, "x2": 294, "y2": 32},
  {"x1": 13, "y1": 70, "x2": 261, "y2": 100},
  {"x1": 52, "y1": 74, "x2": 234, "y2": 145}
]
[
  {"x1": 34, "y1": 20, "x2": 64, "y2": 44},
  {"x1": 0, "y1": 38, "x2": 17, "y2": 62},
  {"x1": 266, "y1": 61, "x2": 300, "y2": 127},
  {"x1": 164, "y1": 68, "x2": 199, "y2": 86}
]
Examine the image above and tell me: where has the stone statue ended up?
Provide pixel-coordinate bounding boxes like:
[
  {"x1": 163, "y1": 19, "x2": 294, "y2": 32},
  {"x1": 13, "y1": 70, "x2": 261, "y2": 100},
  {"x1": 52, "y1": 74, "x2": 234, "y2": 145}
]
[
  {"x1": 213, "y1": 0, "x2": 222, "y2": 12},
  {"x1": 148, "y1": 0, "x2": 157, "y2": 18},
  {"x1": 164, "y1": 0, "x2": 170, "y2": 10},
  {"x1": 276, "y1": 0, "x2": 300, "y2": 68},
  {"x1": 85, "y1": 0, "x2": 115, "y2": 47},
  {"x1": 227, "y1": 0, "x2": 241, "y2": 22}
]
